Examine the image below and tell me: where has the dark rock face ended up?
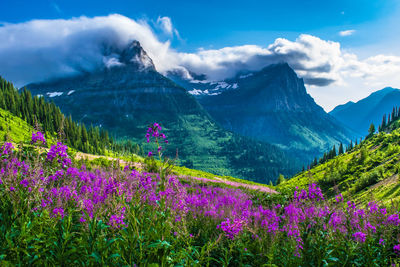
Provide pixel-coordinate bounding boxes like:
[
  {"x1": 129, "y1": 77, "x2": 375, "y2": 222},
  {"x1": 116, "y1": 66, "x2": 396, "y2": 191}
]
[
  {"x1": 26, "y1": 41, "x2": 299, "y2": 183},
  {"x1": 173, "y1": 63, "x2": 356, "y2": 160}
]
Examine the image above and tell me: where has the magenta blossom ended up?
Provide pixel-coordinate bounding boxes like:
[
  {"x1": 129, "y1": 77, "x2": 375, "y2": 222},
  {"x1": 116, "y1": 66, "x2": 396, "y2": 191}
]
[
  {"x1": 353, "y1": 231, "x2": 367, "y2": 243},
  {"x1": 31, "y1": 131, "x2": 46, "y2": 145},
  {"x1": 0, "y1": 142, "x2": 14, "y2": 156}
]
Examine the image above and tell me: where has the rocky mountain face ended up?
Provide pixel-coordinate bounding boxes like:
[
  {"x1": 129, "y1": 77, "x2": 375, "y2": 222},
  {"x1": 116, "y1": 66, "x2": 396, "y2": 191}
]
[
  {"x1": 26, "y1": 41, "x2": 298, "y2": 183},
  {"x1": 171, "y1": 63, "x2": 356, "y2": 161},
  {"x1": 330, "y1": 87, "x2": 400, "y2": 135}
]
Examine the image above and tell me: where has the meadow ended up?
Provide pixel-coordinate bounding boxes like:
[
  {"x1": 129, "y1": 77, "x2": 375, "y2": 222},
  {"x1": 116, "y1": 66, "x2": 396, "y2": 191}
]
[{"x1": 1, "y1": 127, "x2": 400, "y2": 266}]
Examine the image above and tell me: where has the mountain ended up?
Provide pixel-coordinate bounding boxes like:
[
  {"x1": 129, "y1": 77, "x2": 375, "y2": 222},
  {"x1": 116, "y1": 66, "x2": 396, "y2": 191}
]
[
  {"x1": 25, "y1": 41, "x2": 298, "y2": 183},
  {"x1": 170, "y1": 63, "x2": 356, "y2": 161},
  {"x1": 278, "y1": 113, "x2": 400, "y2": 205},
  {"x1": 330, "y1": 87, "x2": 400, "y2": 135}
]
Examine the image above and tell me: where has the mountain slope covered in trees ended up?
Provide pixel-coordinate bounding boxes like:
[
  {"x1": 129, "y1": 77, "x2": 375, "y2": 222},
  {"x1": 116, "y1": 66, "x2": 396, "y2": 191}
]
[
  {"x1": 278, "y1": 109, "x2": 400, "y2": 205},
  {"x1": 0, "y1": 76, "x2": 143, "y2": 155},
  {"x1": 171, "y1": 63, "x2": 356, "y2": 162},
  {"x1": 24, "y1": 42, "x2": 300, "y2": 183}
]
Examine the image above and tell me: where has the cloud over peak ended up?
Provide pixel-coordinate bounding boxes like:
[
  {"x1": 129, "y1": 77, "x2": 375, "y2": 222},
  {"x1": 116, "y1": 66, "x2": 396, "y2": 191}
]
[
  {"x1": 157, "y1": 16, "x2": 173, "y2": 35},
  {"x1": 0, "y1": 14, "x2": 399, "y2": 92}
]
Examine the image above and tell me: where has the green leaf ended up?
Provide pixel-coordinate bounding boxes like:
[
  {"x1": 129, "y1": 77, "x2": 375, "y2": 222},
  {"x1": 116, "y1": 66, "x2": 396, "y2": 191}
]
[{"x1": 328, "y1": 257, "x2": 339, "y2": 262}]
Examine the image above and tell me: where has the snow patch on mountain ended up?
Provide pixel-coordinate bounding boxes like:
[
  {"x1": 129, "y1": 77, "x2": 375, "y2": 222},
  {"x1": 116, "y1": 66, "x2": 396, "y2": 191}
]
[
  {"x1": 239, "y1": 73, "x2": 253, "y2": 79},
  {"x1": 47, "y1": 92, "x2": 63, "y2": 97}
]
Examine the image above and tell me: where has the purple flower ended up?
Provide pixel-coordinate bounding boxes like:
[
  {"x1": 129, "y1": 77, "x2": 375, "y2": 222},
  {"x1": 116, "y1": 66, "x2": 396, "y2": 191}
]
[
  {"x1": 47, "y1": 142, "x2": 71, "y2": 167},
  {"x1": 52, "y1": 207, "x2": 65, "y2": 219},
  {"x1": 20, "y1": 179, "x2": 29, "y2": 187},
  {"x1": 394, "y1": 244, "x2": 400, "y2": 254},
  {"x1": 109, "y1": 207, "x2": 126, "y2": 228},
  {"x1": 217, "y1": 218, "x2": 244, "y2": 239},
  {"x1": 31, "y1": 131, "x2": 46, "y2": 145},
  {"x1": 145, "y1": 122, "x2": 168, "y2": 147},
  {"x1": 0, "y1": 142, "x2": 14, "y2": 156},
  {"x1": 353, "y1": 231, "x2": 367, "y2": 243},
  {"x1": 387, "y1": 214, "x2": 400, "y2": 226},
  {"x1": 80, "y1": 216, "x2": 86, "y2": 223},
  {"x1": 335, "y1": 193, "x2": 343, "y2": 203},
  {"x1": 148, "y1": 151, "x2": 153, "y2": 157},
  {"x1": 294, "y1": 183, "x2": 324, "y2": 202}
]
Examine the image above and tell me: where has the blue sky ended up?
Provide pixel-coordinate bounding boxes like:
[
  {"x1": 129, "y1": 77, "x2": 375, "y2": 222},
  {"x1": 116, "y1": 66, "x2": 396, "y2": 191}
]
[
  {"x1": 2, "y1": 0, "x2": 398, "y2": 51},
  {"x1": 1, "y1": 0, "x2": 400, "y2": 110}
]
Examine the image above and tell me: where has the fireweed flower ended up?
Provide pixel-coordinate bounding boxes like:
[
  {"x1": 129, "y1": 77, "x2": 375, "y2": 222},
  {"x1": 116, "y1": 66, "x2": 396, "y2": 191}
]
[
  {"x1": 387, "y1": 214, "x2": 400, "y2": 226},
  {"x1": 217, "y1": 218, "x2": 244, "y2": 239},
  {"x1": 20, "y1": 179, "x2": 29, "y2": 187},
  {"x1": 0, "y1": 142, "x2": 14, "y2": 156},
  {"x1": 52, "y1": 207, "x2": 65, "y2": 219},
  {"x1": 145, "y1": 122, "x2": 168, "y2": 156},
  {"x1": 368, "y1": 201, "x2": 379, "y2": 214},
  {"x1": 109, "y1": 207, "x2": 126, "y2": 228},
  {"x1": 31, "y1": 131, "x2": 46, "y2": 145},
  {"x1": 47, "y1": 142, "x2": 71, "y2": 168},
  {"x1": 394, "y1": 244, "x2": 400, "y2": 254},
  {"x1": 335, "y1": 193, "x2": 343, "y2": 203},
  {"x1": 353, "y1": 231, "x2": 367, "y2": 243},
  {"x1": 4, "y1": 123, "x2": 400, "y2": 260}
]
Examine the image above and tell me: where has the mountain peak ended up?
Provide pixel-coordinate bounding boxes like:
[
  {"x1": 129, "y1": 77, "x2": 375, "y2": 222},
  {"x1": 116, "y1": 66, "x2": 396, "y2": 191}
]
[
  {"x1": 260, "y1": 62, "x2": 293, "y2": 73},
  {"x1": 102, "y1": 40, "x2": 155, "y2": 71},
  {"x1": 330, "y1": 86, "x2": 400, "y2": 135}
]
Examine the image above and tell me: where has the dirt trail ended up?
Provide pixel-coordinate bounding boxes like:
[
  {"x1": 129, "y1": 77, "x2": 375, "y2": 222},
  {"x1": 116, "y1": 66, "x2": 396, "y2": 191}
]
[
  {"x1": 74, "y1": 152, "x2": 276, "y2": 194},
  {"x1": 75, "y1": 152, "x2": 142, "y2": 169}
]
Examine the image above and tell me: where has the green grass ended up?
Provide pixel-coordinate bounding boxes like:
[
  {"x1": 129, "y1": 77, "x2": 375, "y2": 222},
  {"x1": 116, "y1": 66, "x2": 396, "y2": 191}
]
[
  {"x1": 0, "y1": 107, "x2": 273, "y2": 192},
  {"x1": 0, "y1": 108, "x2": 34, "y2": 143},
  {"x1": 278, "y1": 129, "x2": 400, "y2": 205},
  {"x1": 172, "y1": 164, "x2": 273, "y2": 187}
]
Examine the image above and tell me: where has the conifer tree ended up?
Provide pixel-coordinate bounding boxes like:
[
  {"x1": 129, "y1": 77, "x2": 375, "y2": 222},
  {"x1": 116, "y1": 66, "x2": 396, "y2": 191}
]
[
  {"x1": 276, "y1": 174, "x2": 286, "y2": 185},
  {"x1": 368, "y1": 123, "x2": 375, "y2": 138},
  {"x1": 338, "y1": 142, "x2": 344, "y2": 155}
]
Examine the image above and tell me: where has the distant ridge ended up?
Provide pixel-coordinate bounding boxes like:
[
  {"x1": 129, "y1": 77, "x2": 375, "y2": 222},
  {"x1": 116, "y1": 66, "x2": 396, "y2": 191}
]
[{"x1": 330, "y1": 87, "x2": 400, "y2": 135}]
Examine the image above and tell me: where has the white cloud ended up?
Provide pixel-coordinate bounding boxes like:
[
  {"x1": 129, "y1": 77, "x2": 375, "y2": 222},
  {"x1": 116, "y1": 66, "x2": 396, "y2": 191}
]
[
  {"x1": 0, "y1": 14, "x2": 400, "y2": 108},
  {"x1": 156, "y1": 16, "x2": 173, "y2": 35},
  {"x1": 174, "y1": 34, "x2": 349, "y2": 85},
  {"x1": 339, "y1": 30, "x2": 356, "y2": 36},
  {"x1": 0, "y1": 14, "x2": 178, "y2": 85}
]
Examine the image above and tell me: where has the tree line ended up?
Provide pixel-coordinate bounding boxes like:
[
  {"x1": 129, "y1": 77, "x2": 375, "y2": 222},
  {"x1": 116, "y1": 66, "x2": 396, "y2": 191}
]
[{"x1": 0, "y1": 76, "x2": 143, "y2": 156}]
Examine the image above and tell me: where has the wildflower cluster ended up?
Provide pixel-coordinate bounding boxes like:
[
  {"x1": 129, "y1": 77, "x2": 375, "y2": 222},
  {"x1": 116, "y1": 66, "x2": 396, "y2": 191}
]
[
  {"x1": 31, "y1": 131, "x2": 46, "y2": 145},
  {"x1": 146, "y1": 122, "x2": 168, "y2": 158},
  {"x1": 217, "y1": 218, "x2": 245, "y2": 239},
  {"x1": 47, "y1": 142, "x2": 72, "y2": 168},
  {"x1": 2, "y1": 132, "x2": 400, "y2": 265},
  {"x1": 294, "y1": 183, "x2": 324, "y2": 201},
  {"x1": 0, "y1": 142, "x2": 14, "y2": 157}
]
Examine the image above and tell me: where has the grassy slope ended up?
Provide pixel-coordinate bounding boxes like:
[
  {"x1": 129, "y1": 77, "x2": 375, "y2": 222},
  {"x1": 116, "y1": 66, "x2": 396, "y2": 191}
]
[
  {"x1": 0, "y1": 107, "x2": 273, "y2": 192},
  {"x1": 0, "y1": 108, "x2": 34, "y2": 143},
  {"x1": 277, "y1": 127, "x2": 400, "y2": 205}
]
